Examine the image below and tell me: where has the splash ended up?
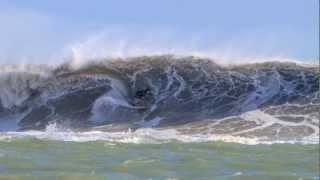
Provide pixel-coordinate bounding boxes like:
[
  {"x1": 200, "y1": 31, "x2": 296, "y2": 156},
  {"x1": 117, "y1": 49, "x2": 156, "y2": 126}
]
[{"x1": 63, "y1": 29, "x2": 316, "y2": 69}]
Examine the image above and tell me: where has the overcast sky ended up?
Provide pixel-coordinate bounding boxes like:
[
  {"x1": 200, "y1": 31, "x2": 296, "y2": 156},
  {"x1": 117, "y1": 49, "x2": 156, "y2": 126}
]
[{"x1": 0, "y1": 0, "x2": 318, "y2": 64}]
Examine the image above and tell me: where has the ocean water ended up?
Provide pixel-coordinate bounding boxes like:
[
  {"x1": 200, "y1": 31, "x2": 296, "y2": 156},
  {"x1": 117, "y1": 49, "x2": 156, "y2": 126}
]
[{"x1": 0, "y1": 129, "x2": 319, "y2": 180}]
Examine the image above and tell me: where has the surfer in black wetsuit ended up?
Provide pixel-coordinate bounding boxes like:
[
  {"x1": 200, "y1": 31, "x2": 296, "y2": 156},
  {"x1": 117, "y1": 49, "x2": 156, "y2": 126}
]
[
  {"x1": 133, "y1": 88, "x2": 152, "y2": 108},
  {"x1": 135, "y1": 88, "x2": 151, "y2": 99},
  {"x1": 29, "y1": 88, "x2": 39, "y2": 98}
]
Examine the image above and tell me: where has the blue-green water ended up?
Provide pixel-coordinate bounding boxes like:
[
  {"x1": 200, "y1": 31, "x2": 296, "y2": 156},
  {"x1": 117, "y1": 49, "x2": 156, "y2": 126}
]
[{"x1": 0, "y1": 138, "x2": 318, "y2": 179}]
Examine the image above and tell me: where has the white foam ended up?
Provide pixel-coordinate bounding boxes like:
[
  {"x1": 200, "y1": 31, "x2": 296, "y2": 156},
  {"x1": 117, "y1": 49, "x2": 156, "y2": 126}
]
[{"x1": 0, "y1": 122, "x2": 317, "y2": 145}]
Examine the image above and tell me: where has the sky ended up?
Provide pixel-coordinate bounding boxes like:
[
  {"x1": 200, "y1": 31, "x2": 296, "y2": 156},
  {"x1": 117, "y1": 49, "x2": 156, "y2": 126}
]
[{"x1": 0, "y1": 0, "x2": 318, "y2": 64}]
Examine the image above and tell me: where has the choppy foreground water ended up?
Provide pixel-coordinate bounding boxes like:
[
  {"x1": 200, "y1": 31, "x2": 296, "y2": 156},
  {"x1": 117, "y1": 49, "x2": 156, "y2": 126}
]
[{"x1": 0, "y1": 137, "x2": 318, "y2": 179}]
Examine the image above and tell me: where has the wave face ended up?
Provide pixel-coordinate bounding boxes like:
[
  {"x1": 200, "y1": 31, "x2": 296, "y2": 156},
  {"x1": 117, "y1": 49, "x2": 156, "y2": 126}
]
[{"x1": 0, "y1": 55, "x2": 319, "y2": 142}]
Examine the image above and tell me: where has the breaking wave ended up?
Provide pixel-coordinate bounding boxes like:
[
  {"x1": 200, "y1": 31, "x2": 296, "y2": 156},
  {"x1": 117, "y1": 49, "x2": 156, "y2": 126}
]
[{"x1": 0, "y1": 55, "x2": 319, "y2": 144}]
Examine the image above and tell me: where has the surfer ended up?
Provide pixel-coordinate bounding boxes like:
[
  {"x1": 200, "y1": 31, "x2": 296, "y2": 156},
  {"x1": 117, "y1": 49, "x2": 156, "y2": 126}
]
[{"x1": 133, "y1": 88, "x2": 152, "y2": 108}]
